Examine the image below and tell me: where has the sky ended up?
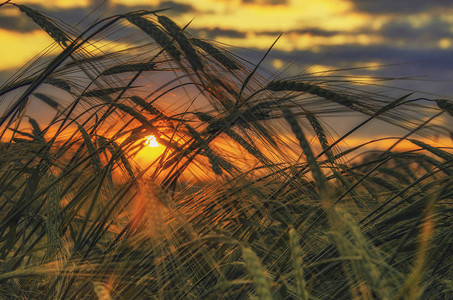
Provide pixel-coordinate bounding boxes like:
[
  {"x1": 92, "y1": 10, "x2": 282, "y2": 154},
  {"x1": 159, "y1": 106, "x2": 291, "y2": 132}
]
[
  {"x1": 0, "y1": 0, "x2": 452, "y2": 145},
  {"x1": 1, "y1": 0, "x2": 453, "y2": 94}
]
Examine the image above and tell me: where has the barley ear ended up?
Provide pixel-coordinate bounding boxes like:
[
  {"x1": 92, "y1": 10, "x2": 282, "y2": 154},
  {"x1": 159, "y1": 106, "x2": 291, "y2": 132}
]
[
  {"x1": 102, "y1": 138, "x2": 135, "y2": 180},
  {"x1": 93, "y1": 282, "x2": 112, "y2": 300},
  {"x1": 158, "y1": 15, "x2": 203, "y2": 71},
  {"x1": 44, "y1": 78, "x2": 71, "y2": 92},
  {"x1": 289, "y1": 227, "x2": 309, "y2": 300},
  {"x1": 126, "y1": 14, "x2": 181, "y2": 61},
  {"x1": 101, "y1": 62, "x2": 156, "y2": 76},
  {"x1": 280, "y1": 106, "x2": 328, "y2": 193},
  {"x1": 14, "y1": 4, "x2": 69, "y2": 46},
  {"x1": 190, "y1": 38, "x2": 239, "y2": 70},
  {"x1": 78, "y1": 125, "x2": 102, "y2": 177},
  {"x1": 129, "y1": 96, "x2": 161, "y2": 116},
  {"x1": 242, "y1": 247, "x2": 273, "y2": 300},
  {"x1": 305, "y1": 112, "x2": 333, "y2": 161},
  {"x1": 28, "y1": 117, "x2": 44, "y2": 141},
  {"x1": 82, "y1": 87, "x2": 129, "y2": 98},
  {"x1": 436, "y1": 99, "x2": 453, "y2": 117},
  {"x1": 0, "y1": 77, "x2": 70, "y2": 97},
  {"x1": 267, "y1": 80, "x2": 356, "y2": 110},
  {"x1": 409, "y1": 139, "x2": 453, "y2": 161}
]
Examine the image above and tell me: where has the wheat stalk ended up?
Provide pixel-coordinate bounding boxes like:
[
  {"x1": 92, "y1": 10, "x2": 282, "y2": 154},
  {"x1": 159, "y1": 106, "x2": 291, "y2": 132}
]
[
  {"x1": 191, "y1": 38, "x2": 239, "y2": 70},
  {"x1": 305, "y1": 112, "x2": 333, "y2": 161},
  {"x1": 436, "y1": 99, "x2": 453, "y2": 117},
  {"x1": 280, "y1": 106, "x2": 327, "y2": 192},
  {"x1": 127, "y1": 14, "x2": 181, "y2": 61},
  {"x1": 158, "y1": 15, "x2": 203, "y2": 71},
  {"x1": 289, "y1": 226, "x2": 309, "y2": 300},
  {"x1": 409, "y1": 139, "x2": 452, "y2": 161},
  {"x1": 14, "y1": 4, "x2": 69, "y2": 46},
  {"x1": 101, "y1": 62, "x2": 156, "y2": 76},
  {"x1": 0, "y1": 77, "x2": 71, "y2": 97},
  {"x1": 242, "y1": 247, "x2": 273, "y2": 300},
  {"x1": 93, "y1": 282, "x2": 112, "y2": 300},
  {"x1": 267, "y1": 80, "x2": 356, "y2": 109}
]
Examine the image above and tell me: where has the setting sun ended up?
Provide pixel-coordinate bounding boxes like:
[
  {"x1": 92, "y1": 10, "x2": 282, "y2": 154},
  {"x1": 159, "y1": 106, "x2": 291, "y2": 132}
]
[{"x1": 144, "y1": 135, "x2": 160, "y2": 147}]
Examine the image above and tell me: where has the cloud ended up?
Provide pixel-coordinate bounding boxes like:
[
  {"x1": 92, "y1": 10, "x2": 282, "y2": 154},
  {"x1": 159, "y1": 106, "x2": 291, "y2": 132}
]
[
  {"x1": 242, "y1": 0, "x2": 288, "y2": 5},
  {"x1": 0, "y1": 15, "x2": 38, "y2": 33},
  {"x1": 189, "y1": 26, "x2": 339, "y2": 41},
  {"x1": 261, "y1": 28, "x2": 341, "y2": 38},
  {"x1": 348, "y1": 0, "x2": 452, "y2": 14},
  {"x1": 194, "y1": 27, "x2": 247, "y2": 39},
  {"x1": 378, "y1": 19, "x2": 452, "y2": 41},
  {"x1": 0, "y1": 1, "x2": 196, "y2": 34},
  {"x1": 245, "y1": 44, "x2": 453, "y2": 96},
  {"x1": 112, "y1": 1, "x2": 196, "y2": 15},
  {"x1": 267, "y1": 44, "x2": 453, "y2": 75},
  {"x1": 326, "y1": 45, "x2": 452, "y2": 68}
]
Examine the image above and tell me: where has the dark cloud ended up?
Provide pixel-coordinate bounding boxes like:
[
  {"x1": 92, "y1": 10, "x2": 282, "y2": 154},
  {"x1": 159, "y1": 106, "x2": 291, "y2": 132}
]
[
  {"x1": 262, "y1": 44, "x2": 453, "y2": 88},
  {"x1": 191, "y1": 27, "x2": 339, "y2": 40},
  {"x1": 112, "y1": 1, "x2": 195, "y2": 15},
  {"x1": 88, "y1": 0, "x2": 110, "y2": 9},
  {"x1": 378, "y1": 19, "x2": 452, "y2": 41},
  {"x1": 317, "y1": 45, "x2": 453, "y2": 70},
  {"x1": 242, "y1": 0, "x2": 288, "y2": 5},
  {"x1": 194, "y1": 27, "x2": 247, "y2": 39},
  {"x1": 348, "y1": 0, "x2": 452, "y2": 14},
  {"x1": 244, "y1": 44, "x2": 453, "y2": 96},
  {"x1": 157, "y1": 1, "x2": 197, "y2": 13},
  {"x1": 261, "y1": 28, "x2": 340, "y2": 37},
  {"x1": 0, "y1": 4, "x2": 90, "y2": 33},
  {"x1": 0, "y1": 15, "x2": 38, "y2": 33}
]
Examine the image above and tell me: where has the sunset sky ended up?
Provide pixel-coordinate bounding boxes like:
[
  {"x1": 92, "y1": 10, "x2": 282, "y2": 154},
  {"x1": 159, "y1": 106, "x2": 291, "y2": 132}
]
[
  {"x1": 0, "y1": 0, "x2": 452, "y2": 144},
  {"x1": 1, "y1": 0, "x2": 452, "y2": 95}
]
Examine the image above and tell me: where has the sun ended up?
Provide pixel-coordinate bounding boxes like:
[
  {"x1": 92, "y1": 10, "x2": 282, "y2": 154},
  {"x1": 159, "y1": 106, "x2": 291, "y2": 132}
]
[{"x1": 144, "y1": 135, "x2": 160, "y2": 147}]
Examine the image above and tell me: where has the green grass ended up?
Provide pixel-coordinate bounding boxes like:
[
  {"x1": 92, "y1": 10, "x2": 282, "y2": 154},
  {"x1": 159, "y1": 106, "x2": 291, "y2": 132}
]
[{"x1": 0, "y1": 3, "x2": 452, "y2": 299}]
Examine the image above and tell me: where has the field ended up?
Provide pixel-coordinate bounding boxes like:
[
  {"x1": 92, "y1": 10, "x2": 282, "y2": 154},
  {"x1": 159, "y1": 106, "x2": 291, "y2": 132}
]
[{"x1": 0, "y1": 3, "x2": 452, "y2": 299}]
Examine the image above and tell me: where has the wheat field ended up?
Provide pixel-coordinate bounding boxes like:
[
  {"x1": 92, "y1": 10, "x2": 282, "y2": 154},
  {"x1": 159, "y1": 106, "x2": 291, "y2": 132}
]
[{"x1": 0, "y1": 3, "x2": 452, "y2": 299}]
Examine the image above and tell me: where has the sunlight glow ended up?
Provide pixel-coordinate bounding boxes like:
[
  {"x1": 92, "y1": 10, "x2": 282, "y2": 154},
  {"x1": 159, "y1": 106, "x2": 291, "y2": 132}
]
[
  {"x1": 0, "y1": 29, "x2": 55, "y2": 70},
  {"x1": 144, "y1": 135, "x2": 160, "y2": 147}
]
